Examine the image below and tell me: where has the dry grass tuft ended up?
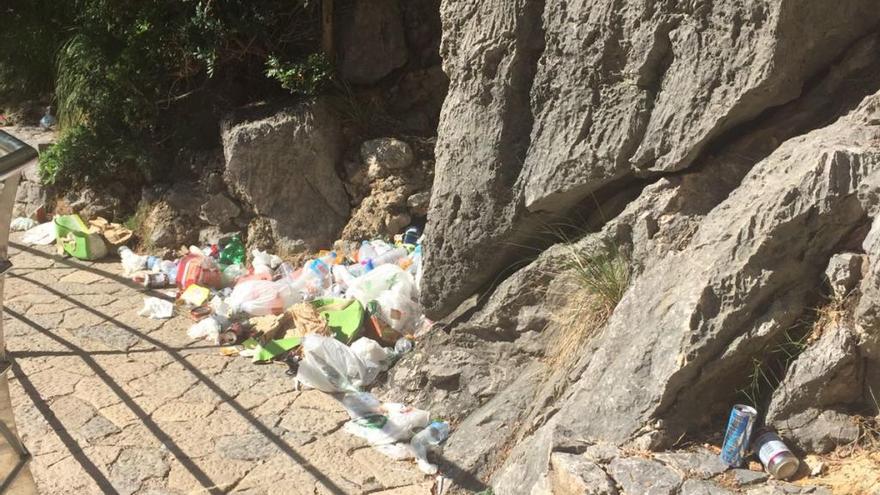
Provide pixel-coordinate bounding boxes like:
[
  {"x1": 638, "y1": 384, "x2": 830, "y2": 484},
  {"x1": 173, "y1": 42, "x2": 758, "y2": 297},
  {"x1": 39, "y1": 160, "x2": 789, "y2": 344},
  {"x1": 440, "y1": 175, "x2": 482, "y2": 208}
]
[{"x1": 545, "y1": 240, "x2": 631, "y2": 372}]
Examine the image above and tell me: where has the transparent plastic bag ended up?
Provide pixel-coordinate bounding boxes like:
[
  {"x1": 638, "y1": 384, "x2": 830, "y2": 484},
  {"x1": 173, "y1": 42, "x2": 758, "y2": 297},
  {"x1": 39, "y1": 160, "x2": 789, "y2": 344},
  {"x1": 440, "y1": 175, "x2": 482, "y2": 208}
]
[
  {"x1": 350, "y1": 338, "x2": 393, "y2": 372},
  {"x1": 343, "y1": 402, "x2": 430, "y2": 446},
  {"x1": 187, "y1": 317, "x2": 222, "y2": 342},
  {"x1": 227, "y1": 279, "x2": 298, "y2": 316},
  {"x1": 375, "y1": 285, "x2": 420, "y2": 334},
  {"x1": 346, "y1": 264, "x2": 415, "y2": 305},
  {"x1": 296, "y1": 335, "x2": 375, "y2": 393},
  {"x1": 138, "y1": 297, "x2": 173, "y2": 319}
]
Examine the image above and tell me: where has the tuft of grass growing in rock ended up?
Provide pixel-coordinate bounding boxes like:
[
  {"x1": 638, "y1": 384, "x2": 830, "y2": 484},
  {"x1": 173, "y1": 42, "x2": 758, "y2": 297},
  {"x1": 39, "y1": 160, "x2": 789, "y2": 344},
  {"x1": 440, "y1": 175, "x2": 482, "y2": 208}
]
[
  {"x1": 547, "y1": 239, "x2": 631, "y2": 371},
  {"x1": 738, "y1": 291, "x2": 854, "y2": 410}
]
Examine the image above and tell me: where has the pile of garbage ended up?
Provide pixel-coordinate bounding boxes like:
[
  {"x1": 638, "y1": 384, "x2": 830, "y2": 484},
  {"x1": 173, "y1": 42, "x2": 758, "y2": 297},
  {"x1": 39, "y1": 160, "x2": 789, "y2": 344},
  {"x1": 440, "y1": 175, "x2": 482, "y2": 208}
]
[
  {"x1": 46, "y1": 213, "x2": 446, "y2": 474},
  {"x1": 12, "y1": 213, "x2": 449, "y2": 472}
]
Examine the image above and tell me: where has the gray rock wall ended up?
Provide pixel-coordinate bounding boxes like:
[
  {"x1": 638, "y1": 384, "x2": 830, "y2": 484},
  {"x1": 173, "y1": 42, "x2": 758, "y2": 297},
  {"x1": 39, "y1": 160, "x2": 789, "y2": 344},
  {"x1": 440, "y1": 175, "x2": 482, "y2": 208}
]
[{"x1": 421, "y1": 0, "x2": 880, "y2": 319}]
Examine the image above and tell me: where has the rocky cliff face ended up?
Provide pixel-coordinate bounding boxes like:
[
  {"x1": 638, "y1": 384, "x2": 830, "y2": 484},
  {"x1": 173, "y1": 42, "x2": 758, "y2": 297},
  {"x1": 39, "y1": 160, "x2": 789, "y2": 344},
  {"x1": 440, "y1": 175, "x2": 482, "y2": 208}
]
[
  {"x1": 400, "y1": 0, "x2": 880, "y2": 492},
  {"x1": 421, "y1": 0, "x2": 880, "y2": 318}
]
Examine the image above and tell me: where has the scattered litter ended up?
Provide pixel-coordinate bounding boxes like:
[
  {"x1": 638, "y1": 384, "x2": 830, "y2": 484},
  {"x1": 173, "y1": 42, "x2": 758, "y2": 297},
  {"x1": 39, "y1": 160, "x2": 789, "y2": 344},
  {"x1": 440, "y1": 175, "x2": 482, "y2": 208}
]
[
  {"x1": 21, "y1": 222, "x2": 56, "y2": 245},
  {"x1": 753, "y1": 428, "x2": 799, "y2": 480},
  {"x1": 55, "y1": 214, "x2": 108, "y2": 260},
  {"x1": 101, "y1": 221, "x2": 447, "y2": 474},
  {"x1": 139, "y1": 297, "x2": 174, "y2": 319},
  {"x1": 180, "y1": 284, "x2": 211, "y2": 307},
  {"x1": 720, "y1": 404, "x2": 757, "y2": 467},
  {"x1": 10, "y1": 217, "x2": 37, "y2": 232}
]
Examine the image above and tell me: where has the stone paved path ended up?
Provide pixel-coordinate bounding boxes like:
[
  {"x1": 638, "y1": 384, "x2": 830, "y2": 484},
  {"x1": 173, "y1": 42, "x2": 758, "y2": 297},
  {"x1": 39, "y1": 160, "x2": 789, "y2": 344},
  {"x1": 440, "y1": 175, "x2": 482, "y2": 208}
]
[{"x1": 4, "y1": 235, "x2": 432, "y2": 494}]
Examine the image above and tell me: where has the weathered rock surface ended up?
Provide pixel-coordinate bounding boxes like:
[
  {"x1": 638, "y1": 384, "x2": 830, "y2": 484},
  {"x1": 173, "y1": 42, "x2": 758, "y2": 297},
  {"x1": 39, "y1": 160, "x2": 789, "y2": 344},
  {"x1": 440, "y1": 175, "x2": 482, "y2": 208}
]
[
  {"x1": 767, "y1": 323, "x2": 863, "y2": 453},
  {"x1": 549, "y1": 453, "x2": 616, "y2": 495},
  {"x1": 490, "y1": 88, "x2": 880, "y2": 493},
  {"x1": 824, "y1": 253, "x2": 864, "y2": 297},
  {"x1": 341, "y1": 137, "x2": 433, "y2": 240},
  {"x1": 338, "y1": 0, "x2": 408, "y2": 84},
  {"x1": 607, "y1": 457, "x2": 682, "y2": 495},
  {"x1": 222, "y1": 100, "x2": 349, "y2": 251},
  {"x1": 422, "y1": 0, "x2": 880, "y2": 319}
]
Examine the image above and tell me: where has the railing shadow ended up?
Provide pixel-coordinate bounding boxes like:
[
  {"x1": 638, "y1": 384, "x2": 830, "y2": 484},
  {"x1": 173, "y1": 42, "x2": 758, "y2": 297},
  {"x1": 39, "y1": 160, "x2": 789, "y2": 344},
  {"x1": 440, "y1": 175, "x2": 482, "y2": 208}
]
[
  {"x1": 5, "y1": 257, "x2": 348, "y2": 494},
  {"x1": 11, "y1": 358, "x2": 116, "y2": 494},
  {"x1": 6, "y1": 309, "x2": 223, "y2": 495},
  {"x1": 9, "y1": 242, "x2": 175, "y2": 302}
]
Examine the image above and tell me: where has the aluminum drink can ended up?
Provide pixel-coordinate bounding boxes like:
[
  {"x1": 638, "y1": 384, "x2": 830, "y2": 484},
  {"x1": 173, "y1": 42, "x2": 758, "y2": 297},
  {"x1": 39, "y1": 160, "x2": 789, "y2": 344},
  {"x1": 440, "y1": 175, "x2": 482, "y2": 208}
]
[
  {"x1": 753, "y1": 429, "x2": 799, "y2": 479},
  {"x1": 720, "y1": 404, "x2": 758, "y2": 466}
]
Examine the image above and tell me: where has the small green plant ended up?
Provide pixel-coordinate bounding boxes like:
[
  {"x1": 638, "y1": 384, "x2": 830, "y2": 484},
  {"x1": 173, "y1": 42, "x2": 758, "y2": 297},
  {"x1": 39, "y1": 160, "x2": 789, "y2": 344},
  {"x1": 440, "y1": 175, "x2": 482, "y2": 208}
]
[
  {"x1": 562, "y1": 239, "x2": 631, "y2": 314},
  {"x1": 38, "y1": 124, "x2": 152, "y2": 188},
  {"x1": 547, "y1": 239, "x2": 632, "y2": 371},
  {"x1": 265, "y1": 53, "x2": 334, "y2": 97},
  {"x1": 737, "y1": 292, "x2": 853, "y2": 409}
]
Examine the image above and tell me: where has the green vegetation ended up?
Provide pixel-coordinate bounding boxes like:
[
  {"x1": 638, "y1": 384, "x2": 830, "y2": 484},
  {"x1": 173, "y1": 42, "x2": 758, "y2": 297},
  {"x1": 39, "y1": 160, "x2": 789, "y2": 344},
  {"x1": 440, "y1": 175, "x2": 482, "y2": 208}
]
[
  {"x1": 562, "y1": 239, "x2": 632, "y2": 314},
  {"x1": 266, "y1": 53, "x2": 334, "y2": 97},
  {"x1": 548, "y1": 239, "x2": 632, "y2": 371},
  {"x1": 1, "y1": 0, "x2": 327, "y2": 189},
  {"x1": 738, "y1": 292, "x2": 851, "y2": 410}
]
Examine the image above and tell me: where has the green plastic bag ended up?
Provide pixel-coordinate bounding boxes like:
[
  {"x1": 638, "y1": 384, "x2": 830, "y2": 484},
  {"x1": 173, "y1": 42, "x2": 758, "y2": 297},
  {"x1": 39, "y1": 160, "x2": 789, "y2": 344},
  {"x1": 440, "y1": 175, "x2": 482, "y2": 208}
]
[
  {"x1": 54, "y1": 215, "x2": 107, "y2": 260},
  {"x1": 312, "y1": 298, "x2": 364, "y2": 344}
]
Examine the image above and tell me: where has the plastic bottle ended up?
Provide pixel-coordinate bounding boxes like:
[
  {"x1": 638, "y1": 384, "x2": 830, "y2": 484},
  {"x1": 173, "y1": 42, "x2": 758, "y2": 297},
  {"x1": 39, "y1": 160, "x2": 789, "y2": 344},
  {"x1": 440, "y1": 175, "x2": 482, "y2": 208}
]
[
  {"x1": 276, "y1": 262, "x2": 297, "y2": 280},
  {"x1": 358, "y1": 241, "x2": 378, "y2": 263},
  {"x1": 410, "y1": 421, "x2": 450, "y2": 474},
  {"x1": 394, "y1": 337, "x2": 414, "y2": 355},
  {"x1": 368, "y1": 247, "x2": 408, "y2": 270},
  {"x1": 219, "y1": 235, "x2": 245, "y2": 266},
  {"x1": 39, "y1": 106, "x2": 56, "y2": 130},
  {"x1": 403, "y1": 226, "x2": 421, "y2": 245},
  {"x1": 145, "y1": 256, "x2": 162, "y2": 272}
]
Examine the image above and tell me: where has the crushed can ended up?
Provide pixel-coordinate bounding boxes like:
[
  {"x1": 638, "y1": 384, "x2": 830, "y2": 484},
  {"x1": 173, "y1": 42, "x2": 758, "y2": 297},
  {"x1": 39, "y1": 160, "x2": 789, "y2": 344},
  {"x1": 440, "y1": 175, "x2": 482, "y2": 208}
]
[
  {"x1": 753, "y1": 428, "x2": 799, "y2": 479},
  {"x1": 403, "y1": 226, "x2": 421, "y2": 245},
  {"x1": 720, "y1": 404, "x2": 757, "y2": 467},
  {"x1": 142, "y1": 272, "x2": 170, "y2": 289}
]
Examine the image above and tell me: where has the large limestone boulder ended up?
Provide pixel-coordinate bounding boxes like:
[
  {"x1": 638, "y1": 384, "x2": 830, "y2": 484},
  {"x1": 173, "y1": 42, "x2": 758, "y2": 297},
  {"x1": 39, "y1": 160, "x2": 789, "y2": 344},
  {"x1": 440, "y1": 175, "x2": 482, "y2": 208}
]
[
  {"x1": 222, "y1": 100, "x2": 349, "y2": 251},
  {"x1": 421, "y1": 0, "x2": 880, "y2": 319},
  {"x1": 490, "y1": 90, "x2": 880, "y2": 494}
]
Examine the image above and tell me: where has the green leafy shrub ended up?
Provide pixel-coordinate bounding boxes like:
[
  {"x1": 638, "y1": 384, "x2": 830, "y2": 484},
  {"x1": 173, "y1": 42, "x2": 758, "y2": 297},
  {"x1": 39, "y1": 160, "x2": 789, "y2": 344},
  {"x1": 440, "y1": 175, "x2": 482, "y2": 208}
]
[
  {"x1": 266, "y1": 53, "x2": 334, "y2": 97},
  {"x1": 2, "y1": 0, "x2": 325, "y2": 188}
]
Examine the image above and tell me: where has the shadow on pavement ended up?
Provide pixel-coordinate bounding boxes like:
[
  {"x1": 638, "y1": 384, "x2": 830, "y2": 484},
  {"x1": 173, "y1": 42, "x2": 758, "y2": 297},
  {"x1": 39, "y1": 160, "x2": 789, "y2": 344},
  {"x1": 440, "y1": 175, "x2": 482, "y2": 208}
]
[
  {"x1": 7, "y1": 309, "x2": 224, "y2": 495},
  {"x1": 6, "y1": 252, "x2": 349, "y2": 494}
]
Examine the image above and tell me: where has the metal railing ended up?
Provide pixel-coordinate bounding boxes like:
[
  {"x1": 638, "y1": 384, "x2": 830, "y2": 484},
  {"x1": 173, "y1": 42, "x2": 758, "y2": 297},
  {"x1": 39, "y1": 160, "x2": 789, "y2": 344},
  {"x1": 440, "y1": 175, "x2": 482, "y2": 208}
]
[{"x1": 0, "y1": 129, "x2": 36, "y2": 492}]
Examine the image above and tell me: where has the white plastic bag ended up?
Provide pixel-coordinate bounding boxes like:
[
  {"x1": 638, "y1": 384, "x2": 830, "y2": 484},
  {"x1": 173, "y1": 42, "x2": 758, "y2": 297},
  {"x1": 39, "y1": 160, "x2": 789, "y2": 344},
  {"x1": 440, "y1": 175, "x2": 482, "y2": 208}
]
[
  {"x1": 226, "y1": 279, "x2": 297, "y2": 316},
  {"x1": 252, "y1": 249, "x2": 282, "y2": 275},
  {"x1": 187, "y1": 317, "x2": 222, "y2": 342},
  {"x1": 296, "y1": 335, "x2": 376, "y2": 393},
  {"x1": 138, "y1": 297, "x2": 173, "y2": 319},
  {"x1": 21, "y1": 222, "x2": 56, "y2": 245},
  {"x1": 10, "y1": 217, "x2": 38, "y2": 232},
  {"x1": 350, "y1": 338, "x2": 394, "y2": 372},
  {"x1": 346, "y1": 264, "x2": 415, "y2": 305},
  {"x1": 343, "y1": 402, "x2": 430, "y2": 446}
]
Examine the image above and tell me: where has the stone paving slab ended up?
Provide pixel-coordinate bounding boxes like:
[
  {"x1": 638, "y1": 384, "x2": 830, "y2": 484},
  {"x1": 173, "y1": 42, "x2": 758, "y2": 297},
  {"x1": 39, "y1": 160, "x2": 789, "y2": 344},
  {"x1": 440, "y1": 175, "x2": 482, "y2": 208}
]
[{"x1": 4, "y1": 235, "x2": 432, "y2": 494}]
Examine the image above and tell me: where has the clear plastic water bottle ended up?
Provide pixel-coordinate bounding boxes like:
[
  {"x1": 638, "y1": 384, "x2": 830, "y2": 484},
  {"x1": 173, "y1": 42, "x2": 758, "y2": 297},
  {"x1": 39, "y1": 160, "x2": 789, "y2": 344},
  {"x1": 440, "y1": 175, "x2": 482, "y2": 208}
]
[
  {"x1": 394, "y1": 337, "x2": 414, "y2": 355},
  {"x1": 39, "y1": 106, "x2": 56, "y2": 130},
  {"x1": 369, "y1": 247, "x2": 408, "y2": 269},
  {"x1": 358, "y1": 241, "x2": 378, "y2": 263},
  {"x1": 410, "y1": 421, "x2": 450, "y2": 475}
]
